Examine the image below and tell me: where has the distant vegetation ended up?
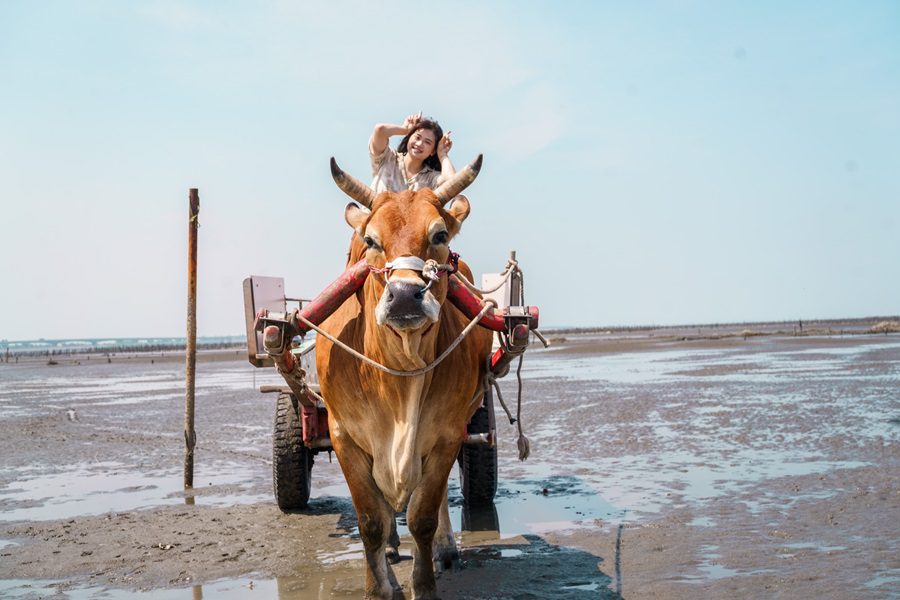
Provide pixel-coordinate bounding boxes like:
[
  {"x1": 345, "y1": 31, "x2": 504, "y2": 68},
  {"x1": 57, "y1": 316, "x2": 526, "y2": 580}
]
[
  {"x1": 2, "y1": 339, "x2": 244, "y2": 361},
  {"x1": 542, "y1": 316, "x2": 900, "y2": 338},
  {"x1": 870, "y1": 321, "x2": 900, "y2": 334}
]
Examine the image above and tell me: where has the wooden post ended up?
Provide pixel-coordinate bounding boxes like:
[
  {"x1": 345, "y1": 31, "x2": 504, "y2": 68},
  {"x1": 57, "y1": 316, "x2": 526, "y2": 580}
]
[{"x1": 184, "y1": 188, "x2": 199, "y2": 488}]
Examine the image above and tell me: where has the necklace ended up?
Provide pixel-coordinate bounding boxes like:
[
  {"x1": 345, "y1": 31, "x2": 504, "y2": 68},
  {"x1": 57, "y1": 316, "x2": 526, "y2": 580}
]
[{"x1": 400, "y1": 153, "x2": 418, "y2": 189}]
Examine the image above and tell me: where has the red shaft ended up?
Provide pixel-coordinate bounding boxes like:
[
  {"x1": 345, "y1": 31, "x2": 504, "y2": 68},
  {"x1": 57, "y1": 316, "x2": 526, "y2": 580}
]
[
  {"x1": 446, "y1": 277, "x2": 540, "y2": 331},
  {"x1": 294, "y1": 259, "x2": 370, "y2": 334}
]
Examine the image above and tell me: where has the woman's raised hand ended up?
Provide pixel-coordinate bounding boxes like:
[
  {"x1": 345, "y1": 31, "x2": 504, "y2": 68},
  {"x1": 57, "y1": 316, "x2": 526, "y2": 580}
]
[
  {"x1": 437, "y1": 130, "x2": 452, "y2": 160},
  {"x1": 402, "y1": 111, "x2": 423, "y2": 132}
]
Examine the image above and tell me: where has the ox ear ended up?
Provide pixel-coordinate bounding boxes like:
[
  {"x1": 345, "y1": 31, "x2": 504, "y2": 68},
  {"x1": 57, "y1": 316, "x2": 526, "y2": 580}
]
[
  {"x1": 446, "y1": 194, "x2": 471, "y2": 230},
  {"x1": 344, "y1": 202, "x2": 368, "y2": 234}
]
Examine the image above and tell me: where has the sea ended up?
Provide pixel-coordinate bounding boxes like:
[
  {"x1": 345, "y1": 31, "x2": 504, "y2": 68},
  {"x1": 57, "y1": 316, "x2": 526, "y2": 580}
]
[{"x1": 1, "y1": 336, "x2": 246, "y2": 356}]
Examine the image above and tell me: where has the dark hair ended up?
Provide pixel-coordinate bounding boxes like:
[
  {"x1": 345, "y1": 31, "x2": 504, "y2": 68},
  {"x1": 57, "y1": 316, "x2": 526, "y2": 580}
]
[{"x1": 397, "y1": 118, "x2": 444, "y2": 171}]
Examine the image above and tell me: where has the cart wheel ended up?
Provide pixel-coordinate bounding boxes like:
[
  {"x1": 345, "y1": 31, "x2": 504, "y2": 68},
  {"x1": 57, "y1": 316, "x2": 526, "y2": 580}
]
[
  {"x1": 273, "y1": 392, "x2": 313, "y2": 510},
  {"x1": 458, "y1": 394, "x2": 498, "y2": 507}
]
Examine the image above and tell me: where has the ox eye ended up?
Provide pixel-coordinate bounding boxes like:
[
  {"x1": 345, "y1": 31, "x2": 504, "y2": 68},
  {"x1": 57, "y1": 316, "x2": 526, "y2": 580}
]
[
  {"x1": 432, "y1": 231, "x2": 449, "y2": 245},
  {"x1": 363, "y1": 235, "x2": 381, "y2": 251}
]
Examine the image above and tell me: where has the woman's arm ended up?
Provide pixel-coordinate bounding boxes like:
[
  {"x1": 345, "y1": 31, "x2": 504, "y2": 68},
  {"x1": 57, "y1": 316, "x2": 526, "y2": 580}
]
[
  {"x1": 369, "y1": 112, "x2": 421, "y2": 156},
  {"x1": 436, "y1": 130, "x2": 456, "y2": 183}
]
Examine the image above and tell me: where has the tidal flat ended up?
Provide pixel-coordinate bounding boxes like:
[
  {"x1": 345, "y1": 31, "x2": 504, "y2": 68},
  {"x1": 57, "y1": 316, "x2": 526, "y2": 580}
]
[{"x1": 1, "y1": 326, "x2": 898, "y2": 599}]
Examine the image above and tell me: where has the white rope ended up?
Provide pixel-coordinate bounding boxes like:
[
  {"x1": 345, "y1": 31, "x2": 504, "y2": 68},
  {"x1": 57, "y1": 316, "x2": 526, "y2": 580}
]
[
  {"x1": 514, "y1": 354, "x2": 530, "y2": 460},
  {"x1": 293, "y1": 299, "x2": 496, "y2": 377},
  {"x1": 483, "y1": 353, "x2": 531, "y2": 461},
  {"x1": 452, "y1": 258, "x2": 519, "y2": 294},
  {"x1": 532, "y1": 328, "x2": 551, "y2": 348},
  {"x1": 307, "y1": 386, "x2": 326, "y2": 404}
]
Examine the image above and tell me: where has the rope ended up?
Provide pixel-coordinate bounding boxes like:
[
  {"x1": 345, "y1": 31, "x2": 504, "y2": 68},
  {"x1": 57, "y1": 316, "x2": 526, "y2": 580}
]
[
  {"x1": 370, "y1": 256, "x2": 457, "y2": 293},
  {"x1": 514, "y1": 354, "x2": 530, "y2": 460},
  {"x1": 420, "y1": 258, "x2": 456, "y2": 293},
  {"x1": 487, "y1": 373, "x2": 515, "y2": 424},
  {"x1": 292, "y1": 299, "x2": 496, "y2": 377},
  {"x1": 452, "y1": 257, "x2": 519, "y2": 295},
  {"x1": 532, "y1": 329, "x2": 551, "y2": 348},
  {"x1": 307, "y1": 386, "x2": 326, "y2": 404},
  {"x1": 483, "y1": 353, "x2": 531, "y2": 461},
  {"x1": 454, "y1": 258, "x2": 550, "y2": 350}
]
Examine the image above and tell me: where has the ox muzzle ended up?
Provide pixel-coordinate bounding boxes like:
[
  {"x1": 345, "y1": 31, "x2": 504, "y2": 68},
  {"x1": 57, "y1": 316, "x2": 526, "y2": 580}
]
[{"x1": 374, "y1": 256, "x2": 441, "y2": 330}]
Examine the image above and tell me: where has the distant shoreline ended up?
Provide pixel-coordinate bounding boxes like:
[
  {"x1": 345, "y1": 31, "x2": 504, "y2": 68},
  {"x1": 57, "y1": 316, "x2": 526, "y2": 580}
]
[
  {"x1": 544, "y1": 315, "x2": 900, "y2": 337},
  {"x1": 2, "y1": 316, "x2": 897, "y2": 362}
]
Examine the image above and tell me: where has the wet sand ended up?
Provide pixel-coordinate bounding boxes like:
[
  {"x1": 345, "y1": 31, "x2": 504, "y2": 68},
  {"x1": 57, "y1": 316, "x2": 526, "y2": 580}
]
[{"x1": 1, "y1": 327, "x2": 898, "y2": 598}]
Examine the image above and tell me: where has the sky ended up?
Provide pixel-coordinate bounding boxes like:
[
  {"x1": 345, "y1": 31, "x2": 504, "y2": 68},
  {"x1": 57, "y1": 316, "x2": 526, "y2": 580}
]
[{"x1": 1, "y1": 1, "x2": 898, "y2": 341}]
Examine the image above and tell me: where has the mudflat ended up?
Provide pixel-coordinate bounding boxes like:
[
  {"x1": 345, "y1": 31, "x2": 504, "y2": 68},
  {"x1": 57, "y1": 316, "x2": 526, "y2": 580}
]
[{"x1": 1, "y1": 327, "x2": 898, "y2": 599}]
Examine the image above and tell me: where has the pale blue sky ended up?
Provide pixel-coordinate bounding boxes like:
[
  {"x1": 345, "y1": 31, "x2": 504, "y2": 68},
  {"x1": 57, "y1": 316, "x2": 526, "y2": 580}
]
[{"x1": 1, "y1": 1, "x2": 897, "y2": 340}]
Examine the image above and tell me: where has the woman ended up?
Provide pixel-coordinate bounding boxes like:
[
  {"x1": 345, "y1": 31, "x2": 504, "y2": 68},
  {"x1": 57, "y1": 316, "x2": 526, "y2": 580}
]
[{"x1": 369, "y1": 112, "x2": 455, "y2": 193}]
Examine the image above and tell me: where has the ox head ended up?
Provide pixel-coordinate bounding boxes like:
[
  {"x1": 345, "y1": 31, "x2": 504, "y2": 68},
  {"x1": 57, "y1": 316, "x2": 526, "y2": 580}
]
[{"x1": 330, "y1": 156, "x2": 482, "y2": 334}]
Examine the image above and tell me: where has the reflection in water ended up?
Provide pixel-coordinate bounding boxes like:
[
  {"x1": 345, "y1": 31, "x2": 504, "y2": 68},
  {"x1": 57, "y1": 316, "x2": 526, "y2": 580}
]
[
  {"x1": 460, "y1": 502, "x2": 499, "y2": 533},
  {"x1": 0, "y1": 461, "x2": 269, "y2": 522},
  {"x1": 615, "y1": 523, "x2": 623, "y2": 596}
]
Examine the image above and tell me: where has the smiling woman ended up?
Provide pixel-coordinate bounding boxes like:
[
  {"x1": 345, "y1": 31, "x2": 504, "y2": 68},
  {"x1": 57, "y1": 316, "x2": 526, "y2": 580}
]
[{"x1": 368, "y1": 112, "x2": 456, "y2": 193}]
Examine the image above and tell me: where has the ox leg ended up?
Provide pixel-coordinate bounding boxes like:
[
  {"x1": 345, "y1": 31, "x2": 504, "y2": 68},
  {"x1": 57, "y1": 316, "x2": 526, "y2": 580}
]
[
  {"x1": 432, "y1": 483, "x2": 459, "y2": 569},
  {"x1": 335, "y1": 441, "x2": 397, "y2": 599},
  {"x1": 406, "y1": 443, "x2": 460, "y2": 600},
  {"x1": 386, "y1": 515, "x2": 401, "y2": 564}
]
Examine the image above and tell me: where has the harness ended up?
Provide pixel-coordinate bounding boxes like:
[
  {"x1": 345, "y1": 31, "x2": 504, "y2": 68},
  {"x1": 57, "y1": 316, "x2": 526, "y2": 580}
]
[
  {"x1": 369, "y1": 252, "x2": 460, "y2": 293},
  {"x1": 257, "y1": 250, "x2": 543, "y2": 461}
]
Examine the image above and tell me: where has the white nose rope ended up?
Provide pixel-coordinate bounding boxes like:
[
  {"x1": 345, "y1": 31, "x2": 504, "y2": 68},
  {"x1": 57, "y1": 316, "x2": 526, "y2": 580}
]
[{"x1": 370, "y1": 255, "x2": 455, "y2": 294}]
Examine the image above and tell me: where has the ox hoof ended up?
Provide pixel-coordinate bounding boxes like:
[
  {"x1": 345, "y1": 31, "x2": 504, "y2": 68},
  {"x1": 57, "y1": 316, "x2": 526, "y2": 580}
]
[
  {"x1": 434, "y1": 548, "x2": 460, "y2": 572},
  {"x1": 411, "y1": 588, "x2": 440, "y2": 600},
  {"x1": 385, "y1": 546, "x2": 401, "y2": 564}
]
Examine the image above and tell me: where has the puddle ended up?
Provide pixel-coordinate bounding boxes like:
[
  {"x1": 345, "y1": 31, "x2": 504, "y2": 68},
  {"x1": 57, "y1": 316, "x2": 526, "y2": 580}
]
[
  {"x1": 562, "y1": 581, "x2": 601, "y2": 591},
  {"x1": 864, "y1": 574, "x2": 900, "y2": 590},
  {"x1": 317, "y1": 473, "x2": 623, "y2": 550},
  {"x1": 686, "y1": 544, "x2": 742, "y2": 582},
  {"x1": 0, "y1": 580, "x2": 63, "y2": 599},
  {"x1": 488, "y1": 446, "x2": 869, "y2": 518},
  {"x1": 696, "y1": 562, "x2": 741, "y2": 580},
  {"x1": 0, "y1": 575, "x2": 365, "y2": 599},
  {"x1": 523, "y1": 339, "x2": 900, "y2": 387},
  {"x1": 485, "y1": 476, "x2": 624, "y2": 535},
  {"x1": 317, "y1": 541, "x2": 364, "y2": 564},
  {"x1": 0, "y1": 363, "x2": 286, "y2": 418},
  {"x1": 782, "y1": 542, "x2": 847, "y2": 553},
  {"x1": 0, "y1": 461, "x2": 270, "y2": 522}
]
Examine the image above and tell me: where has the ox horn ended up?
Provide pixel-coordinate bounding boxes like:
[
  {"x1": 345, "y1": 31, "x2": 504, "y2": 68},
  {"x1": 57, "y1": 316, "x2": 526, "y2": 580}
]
[
  {"x1": 330, "y1": 157, "x2": 376, "y2": 209},
  {"x1": 433, "y1": 154, "x2": 483, "y2": 206}
]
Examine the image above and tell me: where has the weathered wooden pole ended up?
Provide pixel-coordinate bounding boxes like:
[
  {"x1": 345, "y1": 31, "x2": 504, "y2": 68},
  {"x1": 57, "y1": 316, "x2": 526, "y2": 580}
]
[{"x1": 184, "y1": 188, "x2": 199, "y2": 488}]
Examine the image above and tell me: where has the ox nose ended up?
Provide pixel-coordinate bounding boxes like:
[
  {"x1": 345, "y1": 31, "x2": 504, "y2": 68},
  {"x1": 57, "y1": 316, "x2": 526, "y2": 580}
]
[{"x1": 384, "y1": 281, "x2": 426, "y2": 324}]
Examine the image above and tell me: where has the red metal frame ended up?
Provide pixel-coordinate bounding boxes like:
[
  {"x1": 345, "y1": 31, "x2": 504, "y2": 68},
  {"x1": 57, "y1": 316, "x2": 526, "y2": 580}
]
[
  {"x1": 446, "y1": 277, "x2": 539, "y2": 332},
  {"x1": 293, "y1": 258, "x2": 370, "y2": 335}
]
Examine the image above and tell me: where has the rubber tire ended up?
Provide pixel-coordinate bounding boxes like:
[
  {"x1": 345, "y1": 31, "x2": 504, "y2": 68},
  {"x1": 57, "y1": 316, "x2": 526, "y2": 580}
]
[
  {"x1": 458, "y1": 402, "x2": 498, "y2": 507},
  {"x1": 273, "y1": 392, "x2": 313, "y2": 510}
]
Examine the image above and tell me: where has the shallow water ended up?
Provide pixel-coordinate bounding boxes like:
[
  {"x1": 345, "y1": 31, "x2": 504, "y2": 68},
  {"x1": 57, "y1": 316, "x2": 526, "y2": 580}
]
[{"x1": 1, "y1": 334, "x2": 898, "y2": 598}]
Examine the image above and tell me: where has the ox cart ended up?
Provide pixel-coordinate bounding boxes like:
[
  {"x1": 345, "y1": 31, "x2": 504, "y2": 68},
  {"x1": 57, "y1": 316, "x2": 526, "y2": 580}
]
[{"x1": 243, "y1": 255, "x2": 540, "y2": 511}]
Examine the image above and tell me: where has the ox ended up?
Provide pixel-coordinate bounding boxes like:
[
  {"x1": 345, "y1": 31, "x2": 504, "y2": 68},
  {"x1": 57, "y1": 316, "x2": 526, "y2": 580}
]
[{"x1": 316, "y1": 156, "x2": 492, "y2": 599}]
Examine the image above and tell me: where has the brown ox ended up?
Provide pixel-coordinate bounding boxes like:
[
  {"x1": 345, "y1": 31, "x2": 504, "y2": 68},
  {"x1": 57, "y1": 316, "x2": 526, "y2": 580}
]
[{"x1": 316, "y1": 157, "x2": 491, "y2": 599}]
